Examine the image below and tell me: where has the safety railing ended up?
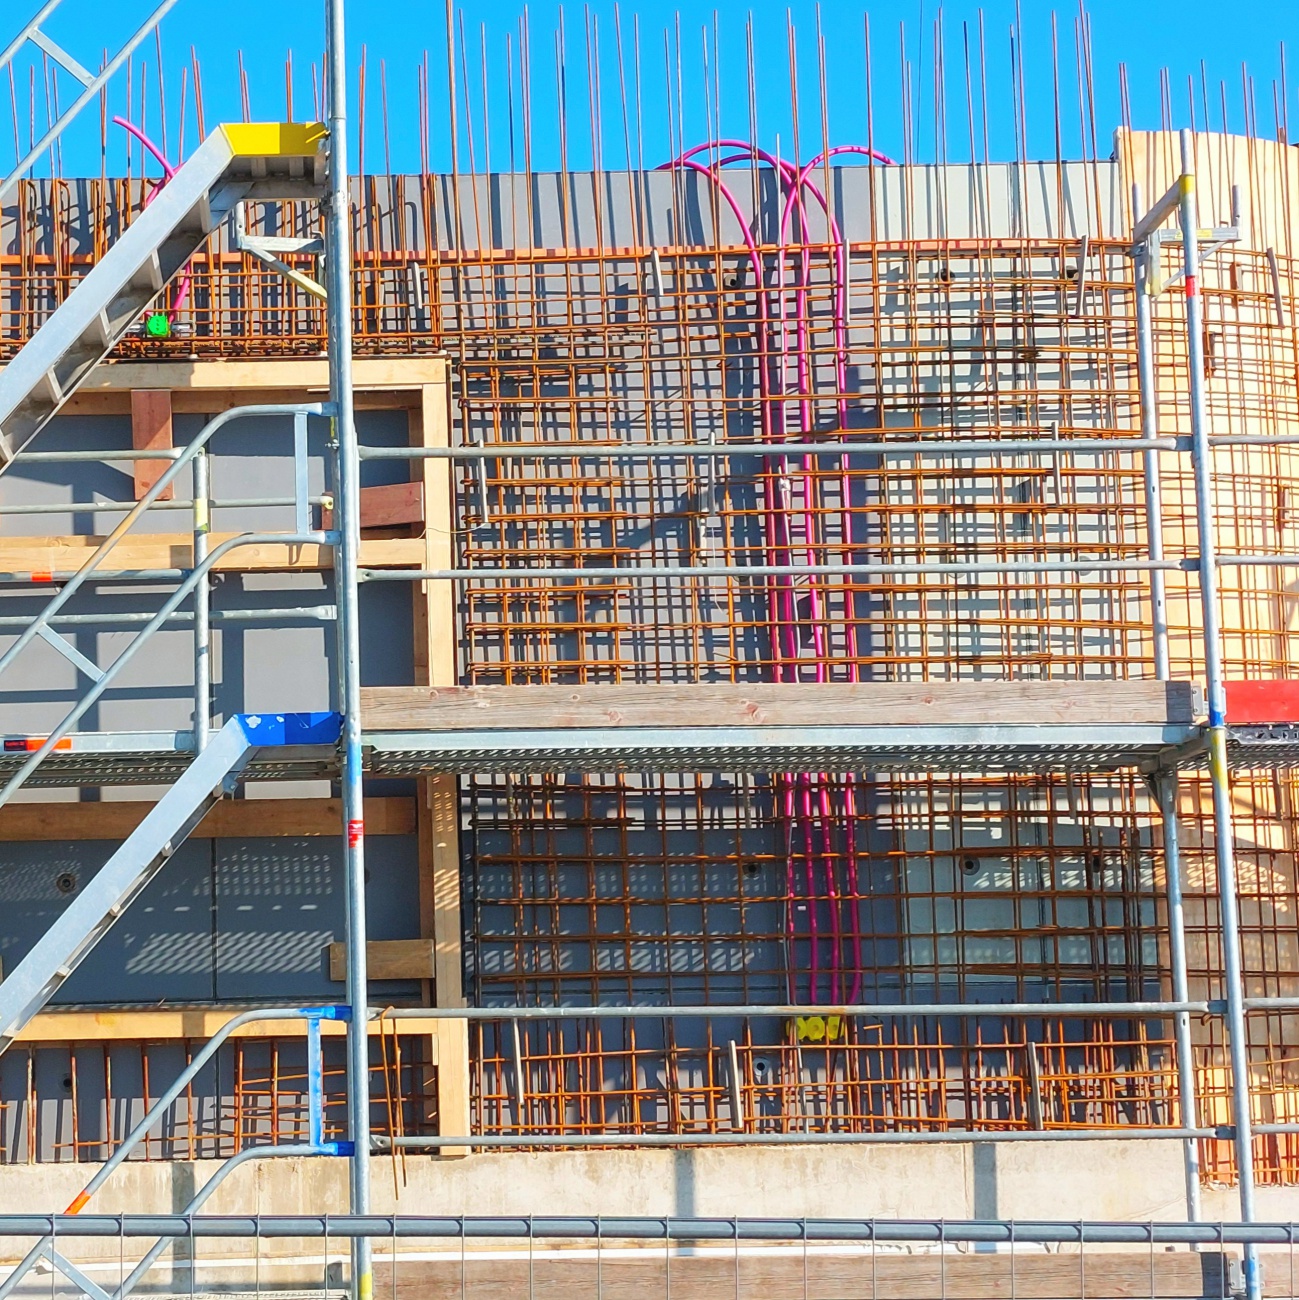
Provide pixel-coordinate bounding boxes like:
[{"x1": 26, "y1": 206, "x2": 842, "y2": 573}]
[
  {"x1": 0, "y1": 0, "x2": 180, "y2": 202},
  {"x1": 0, "y1": 1006, "x2": 352, "y2": 1300},
  {"x1": 0, "y1": 402, "x2": 337, "y2": 804},
  {"x1": 1, "y1": 1213, "x2": 1296, "y2": 1300}
]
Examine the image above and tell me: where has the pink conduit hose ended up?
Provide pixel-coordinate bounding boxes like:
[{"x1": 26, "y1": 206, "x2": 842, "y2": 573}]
[
  {"x1": 661, "y1": 139, "x2": 895, "y2": 1006},
  {"x1": 112, "y1": 116, "x2": 191, "y2": 314}
]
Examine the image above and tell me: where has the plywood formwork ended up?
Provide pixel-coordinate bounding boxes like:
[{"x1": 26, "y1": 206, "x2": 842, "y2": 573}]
[{"x1": 1116, "y1": 129, "x2": 1299, "y2": 1182}]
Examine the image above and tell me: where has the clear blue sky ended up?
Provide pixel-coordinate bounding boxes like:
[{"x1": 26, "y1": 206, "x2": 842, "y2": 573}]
[{"x1": 5, "y1": 0, "x2": 1299, "y2": 177}]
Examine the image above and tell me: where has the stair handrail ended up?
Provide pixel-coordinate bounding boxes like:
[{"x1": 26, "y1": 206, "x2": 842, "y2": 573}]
[
  {"x1": 0, "y1": 402, "x2": 332, "y2": 684},
  {"x1": 0, "y1": 1004, "x2": 351, "y2": 1300},
  {"x1": 0, "y1": 0, "x2": 183, "y2": 204},
  {"x1": 0, "y1": 529, "x2": 338, "y2": 809},
  {"x1": 0, "y1": 403, "x2": 337, "y2": 807}
]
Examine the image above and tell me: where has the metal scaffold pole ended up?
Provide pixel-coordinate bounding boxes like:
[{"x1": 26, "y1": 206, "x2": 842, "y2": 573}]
[
  {"x1": 324, "y1": 1, "x2": 372, "y2": 1297},
  {"x1": 1132, "y1": 185, "x2": 1171, "y2": 685},
  {"x1": 1154, "y1": 773, "x2": 1203, "y2": 1223},
  {"x1": 1176, "y1": 127, "x2": 1259, "y2": 1299},
  {"x1": 1133, "y1": 180, "x2": 1200, "y2": 1223}
]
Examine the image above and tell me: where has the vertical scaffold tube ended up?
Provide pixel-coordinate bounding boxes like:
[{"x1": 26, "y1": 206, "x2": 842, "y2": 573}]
[
  {"x1": 324, "y1": 2, "x2": 373, "y2": 1298},
  {"x1": 1132, "y1": 192, "x2": 1197, "y2": 1219},
  {"x1": 1132, "y1": 186, "x2": 1170, "y2": 683},
  {"x1": 1154, "y1": 773, "x2": 1202, "y2": 1222},
  {"x1": 1176, "y1": 127, "x2": 1258, "y2": 1299},
  {"x1": 192, "y1": 447, "x2": 211, "y2": 752}
]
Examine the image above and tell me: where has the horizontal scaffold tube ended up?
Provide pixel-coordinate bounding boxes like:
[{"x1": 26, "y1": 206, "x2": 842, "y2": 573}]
[
  {"x1": 376, "y1": 1128, "x2": 1224, "y2": 1149},
  {"x1": 0, "y1": 1215, "x2": 1294, "y2": 1245},
  {"x1": 360, "y1": 558, "x2": 1191, "y2": 582},
  {"x1": 373, "y1": 999, "x2": 1216, "y2": 1019}
]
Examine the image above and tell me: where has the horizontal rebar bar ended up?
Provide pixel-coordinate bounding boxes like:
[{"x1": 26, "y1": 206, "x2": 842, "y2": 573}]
[{"x1": 361, "y1": 558, "x2": 1191, "y2": 582}]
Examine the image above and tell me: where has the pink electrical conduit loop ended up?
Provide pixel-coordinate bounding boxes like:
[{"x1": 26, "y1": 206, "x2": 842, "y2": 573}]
[
  {"x1": 770, "y1": 147, "x2": 901, "y2": 1005},
  {"x1": 779, "y1": 148, "x2": 892, "y2": 1004},
  {"x1": 112, "y1": 116, "x2": 191, "y2": 314},
  {"x1": 661, "y1": 155, "x2": 793, "y2": 650},
  {"x1": 663, "y1": 142, "x2": 834, "y2": 1001},
  {"x1": 660, "y1": 141, "x2": 894, "y2": 1006},
  {"x1": 771, "y1": 144, "x2": 876, "y2": 1004},
  {"x1": 659, "y1": 148, "x2": 805, "y2": 996}
]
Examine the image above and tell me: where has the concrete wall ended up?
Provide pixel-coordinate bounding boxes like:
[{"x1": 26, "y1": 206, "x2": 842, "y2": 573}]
[{"x1": 0, "y1": 1140, "x2": 1256, "y2": 1271}]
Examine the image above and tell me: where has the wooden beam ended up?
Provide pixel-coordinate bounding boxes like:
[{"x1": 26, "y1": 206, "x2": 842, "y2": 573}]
[
  {"x1": 327, "y1": 938, "x2": 437, "y2": 981},
  {"x1": 67, "y1": 357, "x2": 448, "y2": 394},
  {"x1": 411, "y1": 381, "x2": 457, "y2": 699},
  {"x1": 361, "y1": 680, "x2": 1206, "y2": 731},
  {"x1": 427, "y1": 775, "x2": 464, "y2": 1004},
  {"x1": 12, "y1": 1009, "x2": 446, "y2": 1044},
  {"x1": 0, "y1": 533, "x2": 424, "y2": 575},
  {"x1": 0, "y1": 357, "x2": 453, "y2": 415},
  {"x1": 0, "y1": 796, "x2": 416, "y2": 842},
  {"x1": 431, "y1": 1017, "x2": 471, "y2": 1158},
  {"x1": 322, "y1": 481, "x2": 425, "y2": 531},
  {"x1": 63, "y1": 390, "x2": 436, "y2": 416},
  {"x1": 409, "y1": 376, "x2": 469, "y2": 1157},
  {"x1": 130, "y1": 389, "x2": 173, "y2": 500}
]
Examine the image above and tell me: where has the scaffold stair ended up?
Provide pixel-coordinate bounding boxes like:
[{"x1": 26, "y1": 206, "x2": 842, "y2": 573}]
[
  {"x1": 0, "y1": 122, "x2": 325, "y2": 465},
  {"x1": 0, "y1": 711, "x2": 341, "y2": 1054}
]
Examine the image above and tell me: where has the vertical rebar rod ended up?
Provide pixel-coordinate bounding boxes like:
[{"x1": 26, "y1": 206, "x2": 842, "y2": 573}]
[
  {"x1": 324, "y1": 1, "x2": 372, "y2": 1297},
  {"x1": 1176, "y1": 126, "x2": 1258, "y2": 1298},
  {"x1": 191, "y1": 447, "x2": 210, "y2": 752},
  {"x1": 1155, "y1": 772, "x2": 1202, "y2": 1222}
]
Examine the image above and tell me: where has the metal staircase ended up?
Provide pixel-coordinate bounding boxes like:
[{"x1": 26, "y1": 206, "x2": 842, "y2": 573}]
[
  {"x1": 0, "y1": 115, "x2": 338, "y2": 1047},
  {"x1": 0, "y1": 712, "x2": 341, "y2": 1052},
  {"x1": 0, "y1": 121, "x2": 326, "y2": 463},
  {"x1": 0, "y1": 399, "x2": 339, "y2": 1047},
  {"x1": 0, "y1": 0, "x2": 379, "y2": 1281}
]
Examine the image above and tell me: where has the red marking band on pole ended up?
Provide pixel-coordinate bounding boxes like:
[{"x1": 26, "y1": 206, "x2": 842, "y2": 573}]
[
  {"x1": 30, "y1": 572, "x2": 54, "y2": 584},
  {"x1": 1186, "y1": 275, "x2": 1199, "y2": 297},
  {"x1": 347, "y1": 819, "x2": 364, "y2": 848},
  {"x1": 64, "y1": 1190, "x2": 90, "y2": 1215}
]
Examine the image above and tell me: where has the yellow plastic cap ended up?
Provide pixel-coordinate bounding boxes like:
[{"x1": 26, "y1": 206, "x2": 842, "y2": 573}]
[{"x1": 220, "y1": 122, "x2": 327, "y2": 157}]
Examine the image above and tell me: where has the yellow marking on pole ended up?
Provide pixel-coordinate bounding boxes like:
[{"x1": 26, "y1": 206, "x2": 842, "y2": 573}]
[
  {"x1": 1179, "y1": 174, "x2": 1196, "y2": 198},
  {"x1": 1208, "y1": 728, "x2": 1229, "y2": 783}
]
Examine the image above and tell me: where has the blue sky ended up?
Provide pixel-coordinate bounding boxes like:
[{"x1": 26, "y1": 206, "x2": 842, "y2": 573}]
[{"x1": 4, "y1": 0, "x2": 1299, "y2": 177}]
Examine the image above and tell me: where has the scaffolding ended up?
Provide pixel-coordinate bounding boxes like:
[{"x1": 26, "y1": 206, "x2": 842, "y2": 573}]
[{"x1": 5, "y1": 6, "x2": 1299, "y2": 1300}]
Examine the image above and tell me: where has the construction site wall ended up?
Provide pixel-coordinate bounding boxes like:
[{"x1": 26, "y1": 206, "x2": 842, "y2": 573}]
[{"x1": 0, "y1": 135, "x2": 1297, "y2": 1193}]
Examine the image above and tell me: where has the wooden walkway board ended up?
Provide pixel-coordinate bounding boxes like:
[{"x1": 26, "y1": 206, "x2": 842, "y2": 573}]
[
  {"x1": 361, "y1": 681, "x2": 1205, "y2": 731},
  {"x1": 375, "y1": 1249, "x2": 1234, "y2": 1300}
]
